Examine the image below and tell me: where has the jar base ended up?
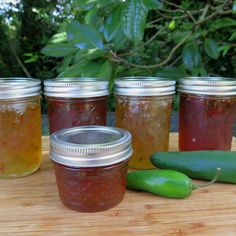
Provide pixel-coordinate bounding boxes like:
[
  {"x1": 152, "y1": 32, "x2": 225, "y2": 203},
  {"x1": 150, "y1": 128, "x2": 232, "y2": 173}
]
[
  {"x1": 60, "y1": 195, "x2": 125, "y2": 213},
  {"x1": 0, "y1": 166, "x2": 40, "y2": 179}
]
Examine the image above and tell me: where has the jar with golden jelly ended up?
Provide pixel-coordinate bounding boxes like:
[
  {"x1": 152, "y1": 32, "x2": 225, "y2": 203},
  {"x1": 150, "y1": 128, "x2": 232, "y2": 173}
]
[
  {"x1": 178, "y1": 77, "x2": 236, "y2": 151},
  {"x1": 114, "y1": 77, "x2": 175, "y2": 169},
  {"x1": 0, "y1": 78, "x2": 42, "y2": 178},
  {"x1": 44, "y1": 78, "x2": 109, "y2": 134},
  {"x1": 49, "y1": 126, "x2": 132, "y2": 212}
]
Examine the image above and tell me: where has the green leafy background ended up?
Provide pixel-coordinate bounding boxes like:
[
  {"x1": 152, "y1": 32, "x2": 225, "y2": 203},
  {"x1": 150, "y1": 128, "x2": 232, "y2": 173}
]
[{"x1": 1, "y1": 0, "x2": 236, "y2": 111}]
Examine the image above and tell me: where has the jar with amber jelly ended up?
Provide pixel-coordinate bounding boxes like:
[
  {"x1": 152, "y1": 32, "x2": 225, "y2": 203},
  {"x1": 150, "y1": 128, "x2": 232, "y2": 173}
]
[
  {"x1": 0, "y1": 78, "x2": 42, "y2": 178},
  {"x1": 114, "y1": 77, "x2": 175, "y2": 169},
  {"x1": 44, "y1": 78, "x2": 109, "y2": 134},
  {"x1": 178, "y1": 77, "x2": 236, "y2": 151},
  {"x1": 49, "y1": 126, "x2": 132, "y2": 212}
]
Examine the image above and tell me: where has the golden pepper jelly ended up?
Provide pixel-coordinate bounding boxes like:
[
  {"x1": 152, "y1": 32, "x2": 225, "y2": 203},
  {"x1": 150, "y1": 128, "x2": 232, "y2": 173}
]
[
  {"x1": 0, "y1": 78, "x2": 42, "y2": 178},
  {"x1": 114, "y1": 77, "x2": 175, "y2": 169},
  {"x1": 49, "y1": 126, "x2": 132, "y2": 212},
  {"x1": 44, "y1": 78, "x2": 109, "y2": 134},
  {"x1": 178, "y1": 77, "x2": 236, "y2": 151}
]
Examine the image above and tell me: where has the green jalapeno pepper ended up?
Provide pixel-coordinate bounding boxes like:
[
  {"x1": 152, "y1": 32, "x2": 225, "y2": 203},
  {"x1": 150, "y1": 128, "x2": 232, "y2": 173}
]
[
  {"x1": 126, "y1": 169, "x2": 220, "y2": 199},
  {"x1": 150, "y1": 151, "x2": 236, "y2": 184}
]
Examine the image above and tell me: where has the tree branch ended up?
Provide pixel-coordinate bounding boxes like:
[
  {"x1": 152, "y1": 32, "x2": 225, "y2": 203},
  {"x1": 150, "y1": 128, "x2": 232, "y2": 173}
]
[
  {"x1": 110, "y1": 31, "x2": 192, "y2": 69},
  {"x1": 9, "y1": 43, "x2": 31, "y2": 78},
  {"x1": 110, "y1": 2, "x2": 233, "y2": 70},
  {"x1": 119, "y1": 26, "x2": 166, "y2": 57},
  {"x1": 193, "y1": 9, "x2": 233, "y2": 29}
]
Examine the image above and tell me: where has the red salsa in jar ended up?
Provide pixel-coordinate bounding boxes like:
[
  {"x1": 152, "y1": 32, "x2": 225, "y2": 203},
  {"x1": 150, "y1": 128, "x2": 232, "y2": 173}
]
[
  {"x1": 178, "y1": 77, "x2": 236, "y2": 151},
  {"x1": 49, "y1": 126, "x2": 132, "y2": 212},
  {"x1": 44, "y1": 78, "x2": 108, "y2": 134}
]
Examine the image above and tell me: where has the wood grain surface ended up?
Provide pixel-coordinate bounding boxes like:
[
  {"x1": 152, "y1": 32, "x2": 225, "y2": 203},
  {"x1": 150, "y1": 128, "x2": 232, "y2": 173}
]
[{"x1": 1, "y1": 133, "x2": 236, "y2": 236}]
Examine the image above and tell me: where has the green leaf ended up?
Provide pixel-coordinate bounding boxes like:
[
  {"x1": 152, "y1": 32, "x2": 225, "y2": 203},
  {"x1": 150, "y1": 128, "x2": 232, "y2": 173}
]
[
  {"x1": 192, "y1": 67, "x2": 200, "y2": 76},
  {"x1": 23, "y1": 53, "x2": 34, "y2": 57},
  {"x1": 171, "y1": 31, "x2": 190, "y2": 44},
  {"x1": 85, "y1": 8, "x2": 99, "y2": 25},
  {"x1": 58, "y1": 60, "x2": 103, "y2": 78},
  {"x1": 142, "y1": 0, "x2": 163, "y2": 9},
  {"x1": 155, "y1": 67, "x2": 188, "y2": 79},
  {"x1": 173, "y1": 94, "x2": 180, "y2": 112},
  {"x1": 168, "y1": 20, "x2": 176, "y2": 30},
  {"x1": 73, "y1": 49, "x2": 106, "y2": 62},
  {"x1": 96, "y1": 61, "x2": 113, "y2": 80},
  {"x1": 104, "y1": 6, "x2": 122, "y2": 42},
  {"x1": 96, "y1": 0, "x2": 118, "y2": 8},
  {"x1": 199, "y1": 67, "x2": 208, "y2": 76},
  {"x1": 229, "y1": 32, "x2": 236, "y2": 41},
  {"x1": 66, "y1": 20, "x2": 104, "y2": 49},
  {"x1": 57, "y1": 55, "x2": 73, "y2": 73},
  {"x1": 41, "y1": 43, "x2": 78, "y2": 57},
  {"x1": 209, "y1": 18, "x2": 236, "y2": 31},
  {"x1": 182, "y1": 42, "x2": 201, "y2": 71},
  {"x1": 72, "y1": 0, "x2": 95, "y2": 11},
  {"x1": 218, "y1": 45, "x2": 231, "y2": 57},
  {"x1": 49, "y1": 32, "x2": 67, "y2": 44},
  {"x1": 122, "y1": 0, "x2": 148, "y2": 44},
  {"x1": 112, "y1": 28, "x2": 128, "y2": 51},
  {"x1": 204, "y1": 39, "x2": 219, "y2": 59},
  {"x1": 24, "y1": 54, "x2": 39, "y2": 64}
]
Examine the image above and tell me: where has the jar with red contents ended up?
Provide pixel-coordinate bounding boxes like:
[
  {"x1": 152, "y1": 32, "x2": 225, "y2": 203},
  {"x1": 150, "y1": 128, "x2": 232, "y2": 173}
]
[
  {"x1": 178, "y1": 77, "x2": 236, "y2": 151},
  {"x1": 44, "y1": 78, "x2": 109, "y2": 134},
  {"x1": 49, "y1": 126, "x2": 132, "y2": 212}
]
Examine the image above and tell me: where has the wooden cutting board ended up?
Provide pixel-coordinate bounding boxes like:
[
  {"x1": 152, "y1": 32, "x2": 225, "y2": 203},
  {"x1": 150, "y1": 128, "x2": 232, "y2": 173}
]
[{"x1": 1, "y1": 133, "x2": 236, "y2": 236}]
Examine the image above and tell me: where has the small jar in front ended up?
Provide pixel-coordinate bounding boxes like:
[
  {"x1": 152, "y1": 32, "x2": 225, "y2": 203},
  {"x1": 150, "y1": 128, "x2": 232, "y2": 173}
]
[
  {"x1": 0, "y1": 78, "x2": 42, "y2": 178},
  {"x1": 114, "y1": 77, "x2": 175, "y2": 169},
  {"x1": 178, "y1": 77, "x2": 236, "y2": 151},
  {"x1": 44, "y1": 78, "x2": 109, "y2": 134},
  {"x1": 49, "y1": 126, "x2": 132, "y2": 212}
]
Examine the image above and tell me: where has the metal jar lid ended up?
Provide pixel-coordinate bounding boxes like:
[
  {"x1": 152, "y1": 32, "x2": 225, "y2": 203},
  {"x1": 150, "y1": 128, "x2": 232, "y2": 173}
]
[
  {"x1": 0, "y1": 78, "x2": 41, "y2": 99},
  {"x1": 44, "y1": 78, "x2": 109, "y2": 98},
  {"x1": 178, "y1": 77, "x2": 236, "y2": 95},
  {"x1": 114, "y1": 77, "x2": 176, "y2": 96},
  {"x1": 49, "y1": 126, "x2": 133, "y2": 167}
]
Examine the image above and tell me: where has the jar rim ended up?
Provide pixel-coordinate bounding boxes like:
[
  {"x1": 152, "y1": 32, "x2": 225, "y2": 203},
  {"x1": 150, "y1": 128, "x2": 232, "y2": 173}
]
[
  {"x1": 178, "y1": 77, "x2": 236, "y2": 95},
  {"x1": 114, "y1": 77, "x2": 176, "y2": 96},
  {"x1": 0, "y1": 78, "x2": 41, "y2": 99},
  {"x1": 44, "y1": 77, "x2": 109, "y2": 98},
  {"x1": 49, "y1": 126, "x2": 133, "y2": 167}
]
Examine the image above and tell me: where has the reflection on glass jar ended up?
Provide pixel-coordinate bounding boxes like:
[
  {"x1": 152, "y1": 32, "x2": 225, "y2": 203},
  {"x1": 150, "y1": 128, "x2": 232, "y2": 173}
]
[
  {"x1": 44, "y1": 78, "x2": 109, "y2": 134},
  {"x1": 114, "y1": 77, "x2": 175, "y2": 169},
  {"x1": 49, "y1": 126, "x2": 132, "y2": 212},
  {"x1": 0, "y1": 78, "x2": 42, "y2": 178},
  {"x1": 178, "y1": 77, "x2": 236, "y2": 151},
  {"x1": 46, "y1": 96, "x2": 107, "y2": 133}
]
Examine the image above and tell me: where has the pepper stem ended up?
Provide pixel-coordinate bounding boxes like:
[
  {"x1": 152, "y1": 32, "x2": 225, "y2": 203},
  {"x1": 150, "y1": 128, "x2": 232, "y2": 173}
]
[{"x1": 192, "y1": 168, "x2": 221, "y2": 190}]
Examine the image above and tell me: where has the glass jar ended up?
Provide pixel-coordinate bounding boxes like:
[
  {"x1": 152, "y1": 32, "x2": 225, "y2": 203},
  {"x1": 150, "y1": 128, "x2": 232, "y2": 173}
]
[
  {"x1": 49, "y1": 126, "x2": 132, "y2": 212},
  {"x1": 0, "y1": 78, "x2": 42, "y2": 178},
  {"x1": 178, "y1": 77, "x2": 236, "y2": 151},
  {"x1": 114, "y1": 77, "x2": 175, "y2": 169},
  {"x1": 44, "y1": 78, "x2": 109, "y2": 134}
]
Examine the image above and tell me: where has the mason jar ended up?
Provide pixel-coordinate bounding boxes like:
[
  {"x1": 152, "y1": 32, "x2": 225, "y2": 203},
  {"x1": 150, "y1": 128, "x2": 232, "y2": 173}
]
[
  {"x1": 178, "y1": 77, "x2": 236, "y2": 151},
  {"x1": 0, "y1": 78, "x2": 42, "y2": 178},
  {"x1": 114, "y1": 77, "x2": 175, "y2": 169},
  {"x1": 49, "y1": 126, "x2": 132, "y2": 212},
  {"x1": 44, "y1": 78, "x2": 109, "y2": 134}
]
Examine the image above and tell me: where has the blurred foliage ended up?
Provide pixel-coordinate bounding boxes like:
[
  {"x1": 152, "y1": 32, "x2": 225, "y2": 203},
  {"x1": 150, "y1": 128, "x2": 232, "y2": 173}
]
[{"x1": 1, "y1": 0, "x2": 236, "y2": 111}]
